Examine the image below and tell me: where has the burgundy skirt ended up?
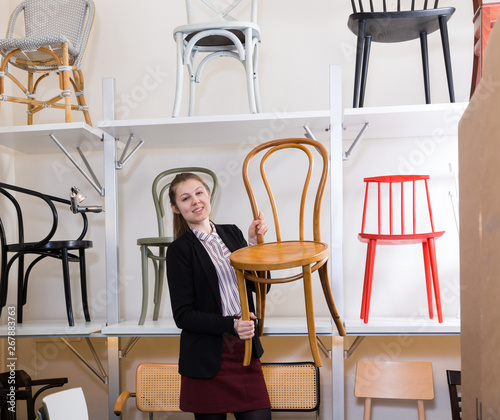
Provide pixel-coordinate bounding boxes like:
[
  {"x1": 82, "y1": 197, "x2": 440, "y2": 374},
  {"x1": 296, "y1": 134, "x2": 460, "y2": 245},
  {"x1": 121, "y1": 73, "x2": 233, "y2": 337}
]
[{"x1": 179, "y1": 336, "x2": 271, "y2": 414}]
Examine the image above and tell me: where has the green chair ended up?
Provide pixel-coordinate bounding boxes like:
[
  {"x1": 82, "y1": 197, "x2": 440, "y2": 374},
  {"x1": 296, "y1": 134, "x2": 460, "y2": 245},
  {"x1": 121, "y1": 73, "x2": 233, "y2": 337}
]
[{"x1": 137, "y1": 167, "x2": 219, "y2": 325}]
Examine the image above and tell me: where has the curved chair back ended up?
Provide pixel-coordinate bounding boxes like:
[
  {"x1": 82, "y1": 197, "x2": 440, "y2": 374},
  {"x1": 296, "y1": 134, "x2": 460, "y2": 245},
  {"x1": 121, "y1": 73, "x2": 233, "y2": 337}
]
[
  {"x1": 3, "y1": 0, "x2": 95, "y2": 70},
  {"x1": 42, "y1": 387, "x2": 88, "y2": 420},
  {"x1": 151, "y1": 167, "x2": 219, "y2": 238},
  {"x1": 351, "y1": 0, "x2": 441, "y2": 13},
  {"x1": 185, "y1": 0, "x2": 258, "y2": 24},
  {"x1": 242, "y1": 138, "x2": 329, "y2": 244}
]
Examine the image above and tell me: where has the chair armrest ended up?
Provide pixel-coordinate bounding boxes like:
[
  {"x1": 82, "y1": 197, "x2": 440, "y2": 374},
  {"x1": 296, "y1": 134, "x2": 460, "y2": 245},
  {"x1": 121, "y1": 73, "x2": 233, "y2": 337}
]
[
  {"x1": 114, "y1": 391, "x2": 134, "y2": 415},
  {"x1": 31, "y1": 377, "x2": 68, "y2": 403}
]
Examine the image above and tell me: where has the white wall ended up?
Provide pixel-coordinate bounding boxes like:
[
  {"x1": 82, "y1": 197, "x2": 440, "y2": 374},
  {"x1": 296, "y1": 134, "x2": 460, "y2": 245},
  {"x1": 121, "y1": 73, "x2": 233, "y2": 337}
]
[{"x1": 0, "y1": 0, "x2": 472, "y2": 419}]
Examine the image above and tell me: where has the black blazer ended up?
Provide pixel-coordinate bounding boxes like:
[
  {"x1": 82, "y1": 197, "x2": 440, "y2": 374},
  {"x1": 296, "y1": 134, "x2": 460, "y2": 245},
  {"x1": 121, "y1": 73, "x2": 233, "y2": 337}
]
[{"x1": 166, "y1": 223, "x2": 264, "y2": 378}]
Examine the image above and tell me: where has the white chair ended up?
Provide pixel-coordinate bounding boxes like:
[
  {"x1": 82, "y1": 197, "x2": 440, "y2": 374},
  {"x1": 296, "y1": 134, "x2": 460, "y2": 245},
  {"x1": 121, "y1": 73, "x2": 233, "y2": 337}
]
[
  {"x1": 0, "y1": 0, "x2": 95, "y2": 125},
  {"x1": 172, "y1": 0, "x2": 261, "y2": 117},
  {"x1": 42, "y1": 387, "x2": 88, "y2": 420}
]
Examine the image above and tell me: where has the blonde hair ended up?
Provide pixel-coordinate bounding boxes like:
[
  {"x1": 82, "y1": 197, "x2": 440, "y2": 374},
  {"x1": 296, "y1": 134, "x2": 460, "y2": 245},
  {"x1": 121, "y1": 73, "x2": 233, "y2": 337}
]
[{"x1": 169, "y1": 173, "x2": 211, "y2": 240}]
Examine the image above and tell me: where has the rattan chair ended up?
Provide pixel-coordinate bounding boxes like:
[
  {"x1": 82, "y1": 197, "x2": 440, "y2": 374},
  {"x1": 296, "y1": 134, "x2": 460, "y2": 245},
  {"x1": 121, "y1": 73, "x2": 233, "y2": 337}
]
[
  {"x1": 136, "y1": 168, "x2": 219, "y2": 325},
  {"x1": 172, "y1": 0, "x2": 261, "y2": 116},
  {"x1": 263, "y1": 362, "x2": 320, "y2": 419},
  {"x1": 0, "y1": 0, "x2": 94, "y2": 125},
  {"x1": 114, "y1": 363, "x2": 181, "y2": 419}
]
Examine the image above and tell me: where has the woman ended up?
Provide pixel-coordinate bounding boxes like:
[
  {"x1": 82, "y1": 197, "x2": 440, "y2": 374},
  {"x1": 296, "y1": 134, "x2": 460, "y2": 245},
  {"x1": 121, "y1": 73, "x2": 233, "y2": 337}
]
[{"x1": 166, "y1": 172, "x2": 272, "y2": 420}]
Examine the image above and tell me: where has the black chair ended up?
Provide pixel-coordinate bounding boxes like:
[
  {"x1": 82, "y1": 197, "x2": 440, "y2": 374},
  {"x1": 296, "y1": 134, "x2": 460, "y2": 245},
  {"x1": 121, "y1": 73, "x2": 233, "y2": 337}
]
[
  {"x1": 348, "y1": 0, "x2": 456, "y2": 107},
  {"x1": 0, "y1": 183, "x2": 93, "y2": 326},
  {"x1": 446, "y1": 370, "x2": 461, "y2": 420},
  {"x1": 0, "y1": 370, "x2": 67, "y2": 420}
]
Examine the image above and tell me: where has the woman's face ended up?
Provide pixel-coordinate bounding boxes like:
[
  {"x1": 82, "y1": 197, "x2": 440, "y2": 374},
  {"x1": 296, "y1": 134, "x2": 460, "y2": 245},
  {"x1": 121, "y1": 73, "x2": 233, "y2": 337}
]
[{"x1": 171, "y1": 179, "x2": 211, "y2": 229}]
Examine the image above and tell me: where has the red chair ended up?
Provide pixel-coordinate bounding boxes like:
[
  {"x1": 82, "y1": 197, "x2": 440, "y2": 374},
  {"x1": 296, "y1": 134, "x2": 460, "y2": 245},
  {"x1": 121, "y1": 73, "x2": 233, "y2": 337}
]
[
  {"x1": 358, "y1": 175, "x2": 444, "y2": 323},
  {"x1": 471, "y1": 1, "x2": 500, "y2": 97}
]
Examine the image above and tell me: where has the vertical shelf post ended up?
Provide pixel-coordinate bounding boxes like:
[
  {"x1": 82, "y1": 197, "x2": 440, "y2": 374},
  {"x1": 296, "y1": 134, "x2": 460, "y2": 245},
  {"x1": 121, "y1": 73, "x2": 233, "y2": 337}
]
[{"x1": 329, "y1": 64, "x2": 344, "y2": 420}]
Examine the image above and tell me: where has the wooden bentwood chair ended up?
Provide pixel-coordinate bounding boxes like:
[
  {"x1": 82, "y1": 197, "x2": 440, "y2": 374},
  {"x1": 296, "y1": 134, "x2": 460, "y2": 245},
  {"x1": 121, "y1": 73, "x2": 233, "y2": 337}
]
[
  {"x1": 136, "y1": 167, "x2": 219, "y2": 325},
  {"x1": 358, "y1": 175, "x2": 445, "y2": 323},
  {"x1": 0, "y1": 0, "x2": 95, "y2": 125},
  {"x1": 230, "y1": 138, "x2": 345, "y2": 367},
  {"x1": 355, "y1": 360, "x2": 434, "y2": 420}
]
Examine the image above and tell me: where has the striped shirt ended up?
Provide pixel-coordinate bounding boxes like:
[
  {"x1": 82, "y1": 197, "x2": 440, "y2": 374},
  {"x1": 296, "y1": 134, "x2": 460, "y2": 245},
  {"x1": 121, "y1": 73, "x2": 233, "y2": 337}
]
[{"x1": 191, "y1": 224, "x2": 242, "y2": 317}]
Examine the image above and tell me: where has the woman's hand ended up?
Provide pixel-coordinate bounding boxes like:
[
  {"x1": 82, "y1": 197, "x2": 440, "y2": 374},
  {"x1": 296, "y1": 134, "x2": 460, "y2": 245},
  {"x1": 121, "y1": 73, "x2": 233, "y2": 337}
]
[
  {"x1": 234, "y1": 312, "x2": 257, "y2": 340},
  {"x1": 248, "y1": 211, "x2": 268, "y2": 245}
]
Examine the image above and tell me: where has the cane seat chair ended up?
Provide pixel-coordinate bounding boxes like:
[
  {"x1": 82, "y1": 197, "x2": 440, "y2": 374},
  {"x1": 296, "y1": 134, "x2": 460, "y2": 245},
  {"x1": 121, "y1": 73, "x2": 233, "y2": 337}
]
[
  {"x1": 358, "y1": 175, "x2": 445, "y2": 323},
  {"x1": 0, "y1": 0, "x2": 95, "y2": 125},
  {"x1": 113, "y1": 363, "x2": 181, "y2": 418},
  {"x1": 172, "y1": 0, "x2": 261, "y2": 117},
  {"x1": 355, "y1": 360, "x2": 434, "y2": 420},
  {"x1": 0, "y1": 370, "x2": 67, "y2": 420},
  {"x1": 230, "y1": 138, "x2": 345, "y2": 367},
  {"x1": 137, "y1": 167, "x2": 219, "y2": 325},
  {"x1": 0, "y1": 183, "x2": 93, "y2": 326},
  {"x1": 348, "y1": 0, "x2": 455, "y2": 107}
]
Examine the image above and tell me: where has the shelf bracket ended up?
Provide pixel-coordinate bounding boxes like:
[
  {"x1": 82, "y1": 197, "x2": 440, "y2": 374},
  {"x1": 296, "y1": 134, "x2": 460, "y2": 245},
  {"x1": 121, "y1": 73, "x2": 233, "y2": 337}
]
[
  {"x1": 60, "y1": 337, "x2": 108, "y2": 384},
  {"x1": 303, "y1": 125, "x2": 318, "y2": 141},
  {"x1": 119, "y1": 337, "x2": 141, "y2": 359},
  {"x1": 344, "y1": 336, "x2": 366, "y2": 359},
  {"x1": 49, "y1": 133, "x2": 105, "y2": 196},
  {"x1": 316, "y1": 336, "x2": 332, "y2": 359},
  {"x1": 343, "y1": 122, "x2": 369, "y2": 161},
  {"x1": 116, "y1": 133, "x2": 144, "y2": 170}
]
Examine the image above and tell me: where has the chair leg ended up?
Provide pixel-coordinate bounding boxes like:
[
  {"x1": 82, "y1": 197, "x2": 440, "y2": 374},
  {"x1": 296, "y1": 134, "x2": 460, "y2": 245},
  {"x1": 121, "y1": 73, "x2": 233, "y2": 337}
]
[
  {"x1": 139, "y1": 245, "x2": 149, "y2": 325},
  {"x1": 79, "y1": 249, "x2": 91, "y2": 322},
  {"x1": 427, "y1": 238, "x2": 443, "y2": 323},
  {"x1": 61, "y1": 248, "x2": 75, "y2": 327},
  {"x1": 61, "y1": 42, "x2": 72, "y2": 123},
  {"x1": 417, "y1": 399, "x2": 426, "y2": 420},
  {"x1": 363, "y1": 397, "x2": 372, "y2": 420},
  {"x1": 244, "y1": 28, "x2": 257, "y2": 114},
  {"x1": 303, "y1": 264, "x2": 322, "y2": 367},
  {"x1": 353, "y1": 20, "x2": 367, "y2": 108},
  {"x1": 420, "y1": 31, "x2": 431, "y2": 104},
  {"x1": 422, "y1": 241, "x2": 434, "y2": 319},
  {"x1": 361, "y1": 239, "x2": 377, "y2": 323},
  {"x1": 252, "y1": 40, "x2": 262, "y2": 113},
  {"x1": 359, "y1": 35, "x2": 371, "y2": 108},
  {"x1": 438, "y1": 15, "x2": 456, "y2": 103},
  {"x1": 27, "y1": 72, "x2": 34, "y2": 125},
  {"x1": 318, "y1": 264, "x2": 345, "y2": 336},
  {"x1": 255, "y1": 280, "x2": 267, "y2": 336},
  {"x1": 172, "y1": 32, "x2": 185, "y2": 117},
  {"x1": 235, "y1": 268, "x2": 252, "y2": 366},
  {"x1": 74, "y1": 69, "x2": 92, "y2": 126},
  {"x1": 17, "y1": 255, "x2": 25, "y2": 323},
  {"x1": 152, "y1": 247, "x2": 166, "y2": 321}
]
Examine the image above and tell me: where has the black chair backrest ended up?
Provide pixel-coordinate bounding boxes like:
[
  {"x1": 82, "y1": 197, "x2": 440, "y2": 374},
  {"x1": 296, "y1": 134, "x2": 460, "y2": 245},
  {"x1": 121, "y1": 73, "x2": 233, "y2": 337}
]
[
  {"x1": 446, "y1": 370, "x2": 462, "y2": 420},
  {"x1": 351, "y1": 0, "x2": 440, "y2": 13}
]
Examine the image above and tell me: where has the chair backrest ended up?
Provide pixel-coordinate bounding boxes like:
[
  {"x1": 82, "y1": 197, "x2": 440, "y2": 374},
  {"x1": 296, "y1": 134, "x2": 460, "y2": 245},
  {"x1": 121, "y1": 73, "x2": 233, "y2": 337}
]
[
  {"x1": 360, "y1": 175, "x2": 438, "y2": 236},
  {"x1": 185, "y1": 0, "x2": 258, "y2": 24},
  {"x1": 355, "y1": 360, "x2": 434, "y2": 400},
  {"x1": 42, "y1": 387, "x2": 88, "y2": 420},
  {"x1": 0, "y1": 370, "x2": 35, "y2": 420},
  {"x1": 351, "y1": 0, "x2": 441, "y2": 13},
  {"x1": 6, "y1": 0, "x2": 95, "y2": 67},
  {"x1": 446, "y1": 370, "x2": 462, "y2": 420},
  {"x1": 262, "y1": 362, "x2": 320, "y2": 413},
  {"x1": 135, "y1": 363, "x2": 181, "y2": 412},
  {"x1": 151, "y1": 167, "x2": 219, "y2": 238},
  {"x1": 242, "y1": 138, "x2": 329, "y2": 244}
]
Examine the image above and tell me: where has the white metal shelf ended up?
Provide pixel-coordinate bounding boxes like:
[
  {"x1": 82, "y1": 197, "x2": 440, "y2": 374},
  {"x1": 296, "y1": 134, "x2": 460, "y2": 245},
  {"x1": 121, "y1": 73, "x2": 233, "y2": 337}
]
[
  {"x1": 0, "y1": 319, "x2": 106, "y2": 337},
  {"x1": 344, "y1": 317, "x2": 460, "y2": 336},
  {"x1": 343, "y1": 102, "x2": 468, "y2": 140},
  {"x1": 0, "y1": 122, "x2": 103, "y2": 154},
  {"x1": 97, "y1": 110, "x2": 331, "y2": 148}
]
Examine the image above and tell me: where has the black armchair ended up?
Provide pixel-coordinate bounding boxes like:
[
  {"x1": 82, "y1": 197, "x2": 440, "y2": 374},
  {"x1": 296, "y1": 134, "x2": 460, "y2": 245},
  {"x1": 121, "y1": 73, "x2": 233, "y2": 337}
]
[
  {"x1": 0, "y1": 370, "x2": 67, "y2": 420},
  {"x1": 0, "y1": 182, "x2": 93, "y2": 326}
]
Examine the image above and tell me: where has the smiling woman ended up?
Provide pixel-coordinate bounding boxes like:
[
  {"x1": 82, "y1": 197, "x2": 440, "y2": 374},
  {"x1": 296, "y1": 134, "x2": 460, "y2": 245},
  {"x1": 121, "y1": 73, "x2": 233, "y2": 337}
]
[{"x1": 166, "y1": 172, "x2": 271, "y2": 420}]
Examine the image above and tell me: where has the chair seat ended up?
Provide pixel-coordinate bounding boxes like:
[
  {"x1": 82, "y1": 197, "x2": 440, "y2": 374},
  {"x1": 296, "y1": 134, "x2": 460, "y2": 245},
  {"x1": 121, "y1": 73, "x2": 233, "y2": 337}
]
[
  {"x1": 230, "y1": 241, "x2": 329, "y2": 273},
  {"x1": 137, "y1": 237, "x2": 173, "y2": 246},
  {"x1": 174, "y1": 21, "x2": 260, "y2": 38},
  {"x1": 0, "y1": 36, "x2": 77, "y2": 56},
  {"x1": 348, "y1": 8, "x2": 455, "y2": 42},
  {"x1": 7, "y1": 240, "x2": 92, "y2": 253},
  {"x1": 358, "y1": 231, "x2": 445, "y2": 245}
]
